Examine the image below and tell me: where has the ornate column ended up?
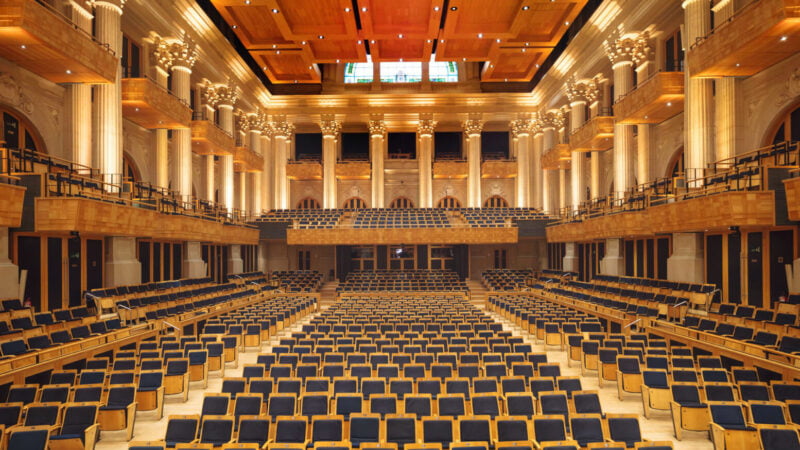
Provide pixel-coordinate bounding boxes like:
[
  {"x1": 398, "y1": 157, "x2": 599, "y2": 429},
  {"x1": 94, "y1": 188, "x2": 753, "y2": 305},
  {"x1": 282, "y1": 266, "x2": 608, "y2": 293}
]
[
  {"x1": 272, "y1": 117, "x2": 294, "y2": 210},
  {"x1": 683, "y1": 0, "x2": 714, "y2": 184},
  {"x1": 540, "y1": 110, "x2": 564, "y2": 213},
  {"x1": 321, "y1": 115, "x2": 341, "y2": 209},
  {"x1": 155, "y1": 34, "x2": 197, "y2": 201},
  {"x1": 66, "y1": 1, "x2": 93, "y2": 173},
  {"x1": 235, "y1": 112, "x2": 250, "y2": 214},
  {"x1": 604, "y1": 31, "x2": 640, "y2": 199},
  {"x1": 714, "y1": 0, "x2": 737, "y2": 162},
  {"x1": 565, "y1": 77, "x2": 598, "y2": 210},
  {"x1": 260, "y1": 122, "x2": 273, "y2": 212},
  {"x1": 91, "y1": 0, "x2": 125, "y2": 190},
  {"x1": 369, "y1": 115, "x2": 387, "y2": 208},
  {"x1": 463, "y1": 114, "x2": 484, "y2": 208},
  {"x1": 417, "y1": 114, "x2": 436, "y2": 208},
  {"x1": 205, "y1": 79, "x2": 238, "y2": 212},
  {"x1": 532, "y1": 124, "x2": 544, "y2": 209},
  {"x1": 248, "y1": 111, "x2": 265, "y2": 215},
  {"x1": 511, "y1": 115, "x2": 533, "y2": 207}
]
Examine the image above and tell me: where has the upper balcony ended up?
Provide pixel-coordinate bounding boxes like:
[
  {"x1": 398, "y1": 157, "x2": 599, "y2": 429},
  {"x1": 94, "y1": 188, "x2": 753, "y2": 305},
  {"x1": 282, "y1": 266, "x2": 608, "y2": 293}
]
[
  {"x1": 191, "y1": 115, "x2": 234, "y2": 156},
  {"x1": 542, "y1": 144, "x2": 571, "y2": 170},
  {"x1": 433, "y1": 160, "x2": 468, "y2": 179},
  {"x1": 614, "y1": 72, "x2": 685, "y2": 125},
  {"x1": 570, "y1": 115, "x2": 614, "y2": 152},
  {"x1": 336, "y1": 161, "x2": 371, "y2": 180},
  {"x1": 286, "y1": 160, "x2": 322, "y2": 180},
  {"x1": 233, "y1": 147, "x2": 264, "y2": 173},
  {"x1": 688, "y1": 0, "x2": 800, "y2": 78},
  {"x1": 481, "y1": 160, "x2": 517, "y2": 179},
  {"x1": 121, "y1": 78, "x2": 192, "y2": 129},
  {"x1": 0, "y1": 0, "x2": 118, "y2": 83}
]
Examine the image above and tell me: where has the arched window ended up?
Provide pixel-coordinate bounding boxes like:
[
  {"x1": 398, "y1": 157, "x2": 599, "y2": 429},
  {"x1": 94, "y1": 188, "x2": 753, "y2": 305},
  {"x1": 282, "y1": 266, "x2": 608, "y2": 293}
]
[
  {"x1": 484, "y1": 195, "x2": 509, "y2": 208},
  {"x1": 437, "y1": 196, "x2": 461, "y2": 209},
  {"x1": 667, "y1": 147, "x2": 684, "y2": 179},
  {"x1": 343, "y1": 197, "x2": 367, "y2": 209},
  {"x1": 769, "y1": 103, "x2": 800, "y2": 145},
  {"x1": 389, "y1": 197, "x2": 414, "y2": 209},
  {"x1": 0, "y1": 106, "x2": 44, "y2": 153},
  {"x1": 296, "y1": 197, "x2": 321, "y2": 209},
  {"x1": 123, "y1": 153, "x2": 141, "y2": 183}
]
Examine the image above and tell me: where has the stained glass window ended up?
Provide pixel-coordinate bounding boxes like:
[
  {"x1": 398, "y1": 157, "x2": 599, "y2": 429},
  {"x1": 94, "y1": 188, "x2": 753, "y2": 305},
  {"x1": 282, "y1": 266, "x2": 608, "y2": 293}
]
[{"x1": 429, "y1": 61, "x2": 458, "y2": 82}]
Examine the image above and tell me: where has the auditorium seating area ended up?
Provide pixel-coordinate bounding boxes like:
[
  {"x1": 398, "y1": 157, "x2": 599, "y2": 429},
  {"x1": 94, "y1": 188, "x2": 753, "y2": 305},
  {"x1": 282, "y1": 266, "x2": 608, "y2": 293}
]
[
  {"x1": 491, "y1": 292, "x2": 800, "y2": 448},
  {"x1": 271, "y1": 271, "x2": 325, "y2": 292},
  {"x1": 352, "y1": 209, "x2": 451, "y2": 229},
  {"x1": 154, "y1": 294, "x2": 671, "y2": 450},
  {"x1": 0, "y1": 293, "x2": 315, "y2": 450},
  {"x1": 337, "y1": 270, "x2": 468, "y2": 293},
  {"x1": 482, "y1": 269, "x2": 533, "y2": 291}
]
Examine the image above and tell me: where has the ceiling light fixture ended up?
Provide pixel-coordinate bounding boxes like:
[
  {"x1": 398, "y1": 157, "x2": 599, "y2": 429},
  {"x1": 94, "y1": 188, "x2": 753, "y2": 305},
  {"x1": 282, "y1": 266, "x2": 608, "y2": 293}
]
[
  {"x1": 666, "y1": 102, "x2": 672, "y2": 107},
  {"x1": 496, "y1": 39, "x2": 501, "y2": 43},
  {"x1": 66, "y1": 69, "x2": 72, "y2": 74},
  {"x1": 781, "y1": 36, "x2": 788, "y2": 42},
  {"x1": 398, "y1": 34, "x2": 404, "y2": 38},
  {"x1": 271, "y1": 8, "x2": 278, "y2": 13},
  {"x1": 244, "y1": 0, "x2": 250, "y2": 4},
  {"x1": 477, "y1": 33, "x2": 483, "y2": 38},
  {"x1": 232, "y1": 25, "x2": 237, "y2": 29},
  {"x1": 565, "y1": 21, "x2": 570, "y2": 25},
  {"x1": 361, "y1": 6, "x2": 367, "y2": 12},
  {"x1": 344, "y1": 7, "x2": 351, "y2": 12},
  {"x1": 301, "y1": 41, "x2": 307, "y2": 45},
  {"x1": 522, "y1": 5, "x2": 530, "y2": 10},
  {"x1": 20, "y1": 45, "x2": 26, "y2": 49},
  {"x1": 434, "y1": 6, "x2": 440, "y2": 11},
  {"x1": 450, "y1": 6, "x2": 457, "y2": 11},
  {"x1": 318, "y1": 35, "x2": 324, "y2": 39}
]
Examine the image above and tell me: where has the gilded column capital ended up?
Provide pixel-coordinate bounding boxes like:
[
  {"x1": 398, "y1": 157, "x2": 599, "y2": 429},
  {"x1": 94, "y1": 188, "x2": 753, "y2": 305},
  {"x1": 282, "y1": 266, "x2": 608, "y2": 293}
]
[
  {"x1": 539, "y1": 110, "x2": 566, "y2": 130},
  {"x1": 272, "y1": 117, "x2": 295, "y2": 139},
  {"x1": 368, "y1": 120, "x2": 387, "y2": 137},
  {"x1": 462, "y1": 113, "x2": 484, "y2": 137},
  {"x1": 235, "y1": 110, "x2": 250, "y2": 134},
  {"x1": 604, "y1": 29, "x2": 649, "y2": 67},
  {"x1": 247, "y1": 109, "x2": 267, "y2": 134},
  {"x1": 320, "y1": 114, "x2": 342, "y2": 137},
  {"x1": 203, "y1": 78, "x2": 238, "y2": 108},
  {"x1": 153, "y1": 32, "x2": 197, "y2": 72},
  {"x1": 564, "y1": 76, "x2": 600, "y2": 105}
]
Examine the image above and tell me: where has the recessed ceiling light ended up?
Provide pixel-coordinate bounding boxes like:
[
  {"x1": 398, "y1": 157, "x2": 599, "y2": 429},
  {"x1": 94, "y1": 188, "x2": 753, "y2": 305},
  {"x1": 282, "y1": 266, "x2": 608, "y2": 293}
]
[
  {"x1": 336, "y1": 59, "x2": 340, "y2": 63},
  {"x1": 135, "y1": 107, "x2": 139, "y2": 112},
  {"x1": 398, "y1": 34, "x2": 404, "y2": 38},
  {"x1": 666, "y1": 102, "x2": 672, "y2": 107},
  {"x1": 504, "y1": 78, "x2": 508, "y2": 82},
  {"x1": 496, "y1": 39, "x2": 501, "y2": 43},
  {"x1": 272, "y1": 44, "x2": 276, "y2": 48},
  {"x1": 735, "y1": 63, "x2": 740, "y2": 67},
  {"x1": 525, "y1": 42, "x2": 529, "y2": 46},
  {"x1": 434, "y1": 6, "x2": 440, "y2": 11},
  {"x1": 344, "y1": 7, "x2": 350, "y2": 12},
  {"x1": 271, "y1": 8, "x2": 278, "y2": 13},
  {"x1": 565, "y1": 21, "x2": 570, "y2": 25},
  {"x1": 477, "y1": 33, "x2": 483, "y2": 38},
  {"x1": 781, "y1": 36, "x2": 788, "y2": 42},
  {"x1": 399, "y1": 58, "x2": 403, "y2": 62},
  {"x1": 427, "y1": 39, "x2": 432, "y2": 43},
  {"x1": 263, "y1": 66, "x2": 267, "y2": 70},
  {"x1": 318, "y1": 35, "x2": 324, "y2": 39},
  {"x1": 450, "y1": 6, "x2": 457, "y2": 11},
  {"x1": 462, "y1": 58, "x2": 466, "y2": 61},
  {"x1": 232, "y1": 25, "x2": 237, "y2": 29},
  {"x1": 20, "y1": 45, "x2": 25, "y2": 49},
  {"x1": 301, "y1": 41, "x2": 307, "y2": 45},
  {"x1": 361, "y1": 6, "x2": 367, "y2": 12},
  {"x1": 371, "y1": 40, "x2": 376, "y2": 44},
  {"x1": 357, "y1": 40, "x2": 362, "y2": 44},
  {"x1": 66, "y1": 69, "x2": 72, "y2": 74},
  {"x1": 244, "y1": 0, "x2": 250, "y2": 4},
  {"x1": 522, "y1": 5, "x2": 530, "y2": 10},
  {"x1": 276, "y1": 50, "x2": 281, "y2": 54},
  {"x1": 644, "y1": 115, "x2": 649, "y2": 119},
  {"x1": 440, "y1": 39, "x2": 445, "y2": 43},
  {"x1": 521, "y1": 48, "x2": 526, "y2": 52},
  {"x1": 535, "y1": 64, "x2": 540, "y2": 68}
]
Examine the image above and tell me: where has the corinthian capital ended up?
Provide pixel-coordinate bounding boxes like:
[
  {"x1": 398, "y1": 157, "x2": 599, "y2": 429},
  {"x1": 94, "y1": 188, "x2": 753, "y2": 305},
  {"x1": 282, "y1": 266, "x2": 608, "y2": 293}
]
[
  {"x1": 539, "y1": 110, "x2": 566, "y2": 130},
  {"x1": 604, "y1": 28, "x2": 649, "y2": 67},
  {"x1": 462, "y1": 113, "x2": 484, "y2": 137},
  {"x1": 417, "y1": 115, "x2": 437, "y2": 137},
  {"x1": 235, "y1": 110, "x2": 250, "y2": 134},
  {"x1": 564, "y1": 76, "x2": 600, "y2": 105},
  {"x1": 203, "y1": 78, "x2": 238, "y2": 108},
  {"x1": 153, "y1": 32, "x2": 197, "y2": 72},
  {"x1": 510, "y1": 116, "x2": 534, "y2": 138},
  {"x1": 320, "y1": 114, "x2": 341, "y2": 137},
  {"x1": 247, "y1": 109, "x2": 267, "y2": 133},
  {"x1": 272, "y1": 116, "x2": 294, "y2": 139},
  {"x1": 368, "y1": 120, "x2": 387, "y2": 137}
]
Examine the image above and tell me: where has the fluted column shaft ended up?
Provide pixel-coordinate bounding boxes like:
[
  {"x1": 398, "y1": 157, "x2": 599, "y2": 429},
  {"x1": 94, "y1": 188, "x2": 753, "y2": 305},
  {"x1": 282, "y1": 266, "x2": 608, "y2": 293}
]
[
  {"x1": 249, "y1": 130, "x2": 262, "y2": 215},
  {"x1": 684, "y1": 0, "x2": 714, "y2": 184},
  {"x1": 542, "y1": 127, "x2": 555, "y2": 213},
  {"x1": 570, "y1": 101, "x2": 586, "y2": 210},
  {"x1": 205, "y1": 156, "x2": 215, "y2": 202},
  {"x1": 217, "y1": 104, "x2": 234, "y2": 211},
  {"x1": 637, "y1": 124, "x2": 650, "y2": 185},
  {"x1": 93, "y1": 1, "x2": 123, "y2": 190},
  {"x1": 417, "y1": 117, "x2": 435, "y2": 208},
  {"x1": 516, "y1": 132, "x2": 531, "y2": 207},
  {"x1": 532, "y1": 132, "x2": 543, "y2": 209},
  {"x1": 371, "y1": 134, "x2": 386, "y2": 208},
  {"x1": 590, "y1": 153, "x2": 601, "y2": 199},
  {"x1": 274, "y1": 136, "x2": 290, "y2": 209},
  {"x1": 261, "y1": 134, "x2": 272, "y2": 211},
  {"x1": 171, "y1": 66, "x2": 193, "y2": 202},
  {"x1": 323, "y1": 133, "x2": 337, "y2": 209},
  {"x1": 715, "y1": 0, "x2": 736, "y2": 162},
  {"x1": 613, "y1": 61, "x2": 635, "y2": 199},
  {"x1": 238, "y1": 171, "x2": 248, "y2": 213},
  {"x1": 67, "y1": 0, "x2": 93, "y2": 172}
]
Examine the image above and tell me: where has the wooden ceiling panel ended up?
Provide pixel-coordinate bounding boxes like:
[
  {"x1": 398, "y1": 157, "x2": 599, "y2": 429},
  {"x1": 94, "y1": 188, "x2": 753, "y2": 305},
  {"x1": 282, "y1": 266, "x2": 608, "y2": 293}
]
[
  {"x1": 269, "y1": 0, "x2": 359, "y2": 40},
  {"x1": 442, "y1": 0, "x2": 525, "y2": 39},
  {"x1": 435, "y1": 38, "x2": 495, "y2": 61},
  {"x1": 252, "y1": 48, "x2": 321, "y2": 83},
  {"x1": 510, "y1": 0, "x2": 584, "y2": 46},
  {"x1": 358, "y1": 0, "x2": 444, "y2": 39},
  {"x1": 210, "y1": 1, "x2": 293, "y2": 48},
  {"x1": 482, "y1": 45, "x2": 550, "y2": 82},
  {"x1": 370, "y1": 39, "x2": 433, "y2": 62},
  {"x1": 307, "y1": 39, "x2": 368, "y2": 63}
]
